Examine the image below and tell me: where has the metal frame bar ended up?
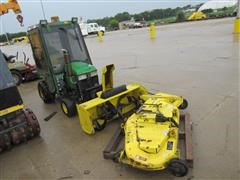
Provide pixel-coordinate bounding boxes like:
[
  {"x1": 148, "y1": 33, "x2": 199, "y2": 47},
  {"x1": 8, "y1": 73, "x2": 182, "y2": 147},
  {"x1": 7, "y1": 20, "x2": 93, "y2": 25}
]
[
  {"x1": 179, "y1": 113, "x2": 193, "y2": 167},
  {"x1": 103, "y1": 126, "x2": 124, "y2": 159}
]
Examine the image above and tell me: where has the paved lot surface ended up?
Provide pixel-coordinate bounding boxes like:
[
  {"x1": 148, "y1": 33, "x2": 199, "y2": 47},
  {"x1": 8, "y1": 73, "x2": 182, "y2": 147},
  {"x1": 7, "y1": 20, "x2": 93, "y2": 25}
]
[{"x1": 0, "y1": 18, "x2": 239, "y2": 179}]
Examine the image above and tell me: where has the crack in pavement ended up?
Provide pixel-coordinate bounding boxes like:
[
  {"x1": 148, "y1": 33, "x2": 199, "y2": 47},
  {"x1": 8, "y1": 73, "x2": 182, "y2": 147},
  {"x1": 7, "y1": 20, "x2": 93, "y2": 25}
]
[{"x1": 199, "y1": 93, "x2": 236, "y2": 123}]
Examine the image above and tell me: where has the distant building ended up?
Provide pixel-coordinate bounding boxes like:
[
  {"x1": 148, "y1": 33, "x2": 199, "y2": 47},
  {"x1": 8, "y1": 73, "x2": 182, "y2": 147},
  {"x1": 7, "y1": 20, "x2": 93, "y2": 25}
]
[{"x1": 198, "y1": 0, "x2": 237, "y2": 11}]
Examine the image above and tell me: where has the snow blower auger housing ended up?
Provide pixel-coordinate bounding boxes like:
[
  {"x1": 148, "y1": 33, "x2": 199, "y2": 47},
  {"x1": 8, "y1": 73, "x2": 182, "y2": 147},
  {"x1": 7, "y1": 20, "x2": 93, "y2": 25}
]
[
  {"x1": 0, "y1": 50, "x2": 40, "y2": 152},
  {"x1": 76, "y1": 64, "x2": 149, "y2": 134},
  {"x1": 103, "y1": 92, "x2": 192, "y2": 177}
]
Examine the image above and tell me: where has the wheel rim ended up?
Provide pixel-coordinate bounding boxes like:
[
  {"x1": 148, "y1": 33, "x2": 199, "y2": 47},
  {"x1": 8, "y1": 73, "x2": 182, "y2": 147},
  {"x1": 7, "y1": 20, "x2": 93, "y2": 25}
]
[
  {"x1": 12, "y1": 74, "x2": 19, "y2": 84},
  {"x1": 39, "y1": 87, "x2": 44, "y2": 99},
  {"x1": 61, "y1": 103, "x2": 68, "y2": 114},
  {"x1": 96, "y1": 119, "x2": 105, "y2": 126},
  {"x1": 94, "y1": 119, "x2": 106, "y2": 131}
]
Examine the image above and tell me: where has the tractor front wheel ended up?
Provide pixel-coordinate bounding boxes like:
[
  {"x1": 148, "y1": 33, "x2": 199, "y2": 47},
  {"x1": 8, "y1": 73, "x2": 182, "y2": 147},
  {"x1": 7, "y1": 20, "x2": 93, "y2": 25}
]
[
  {"x1": 38, "y1": 81, "x2": 55, "y2": 103},
  {"x1": 168, "y1": 159, "x2": 188, "y2": 177},
  {"x1": 60, "y1": 98, "x2": 76, "y2": 117}
]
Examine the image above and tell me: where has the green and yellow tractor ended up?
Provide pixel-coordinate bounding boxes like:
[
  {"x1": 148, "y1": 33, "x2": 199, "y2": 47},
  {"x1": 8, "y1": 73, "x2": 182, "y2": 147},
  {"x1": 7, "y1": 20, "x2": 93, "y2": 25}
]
[{"x1": 28, "y1": 17, "x2": 101, "y2": 117}]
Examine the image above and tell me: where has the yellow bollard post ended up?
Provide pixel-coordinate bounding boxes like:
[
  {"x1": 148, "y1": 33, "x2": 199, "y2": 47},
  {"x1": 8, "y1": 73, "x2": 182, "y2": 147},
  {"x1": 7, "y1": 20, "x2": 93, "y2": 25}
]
[
  {"x1": 234, "y1": 18, "x2": 240, "y2": 33},
  {"x1": 149, "y1": 22, "x2": 156, "y2": 39},
  {"x1": 97, "y1": 31, "x2": 103, "y2": 42},
  {"x1": 233, "y1": 0, "x2": 240, "y2": 33}
]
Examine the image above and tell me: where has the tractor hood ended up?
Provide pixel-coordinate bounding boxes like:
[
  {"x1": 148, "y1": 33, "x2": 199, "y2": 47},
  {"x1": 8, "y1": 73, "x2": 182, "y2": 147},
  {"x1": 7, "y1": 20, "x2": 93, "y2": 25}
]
[{"x1": 71, "y1": 61, "x2": 97, "y2": 75}]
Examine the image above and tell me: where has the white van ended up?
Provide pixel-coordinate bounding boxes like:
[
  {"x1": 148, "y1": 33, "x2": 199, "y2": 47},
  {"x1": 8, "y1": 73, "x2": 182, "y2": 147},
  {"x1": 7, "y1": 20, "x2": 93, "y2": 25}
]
[{"x1": 87, "y1": 23, "x2": 105, "y2": 35}]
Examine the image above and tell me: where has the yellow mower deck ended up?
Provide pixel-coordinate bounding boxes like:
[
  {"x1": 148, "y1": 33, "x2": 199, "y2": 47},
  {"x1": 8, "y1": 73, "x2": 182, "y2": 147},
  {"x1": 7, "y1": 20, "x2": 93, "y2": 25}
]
[{"x1": 103, "y1": 94, "x2": 192, "y2": 176}]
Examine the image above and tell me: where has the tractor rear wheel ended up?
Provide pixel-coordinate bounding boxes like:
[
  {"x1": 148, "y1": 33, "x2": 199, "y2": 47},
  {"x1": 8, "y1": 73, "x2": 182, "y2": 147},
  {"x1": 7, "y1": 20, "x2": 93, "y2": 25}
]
[
  {"x1": 60, "y1": 98, "x2": 76, "y2": 117},
  {"x1": 168, "y1": 159, "x2": 188, "y2": 177},
  {"x1": 38, "y1": 81, "x2": 55, "y2": 103}
]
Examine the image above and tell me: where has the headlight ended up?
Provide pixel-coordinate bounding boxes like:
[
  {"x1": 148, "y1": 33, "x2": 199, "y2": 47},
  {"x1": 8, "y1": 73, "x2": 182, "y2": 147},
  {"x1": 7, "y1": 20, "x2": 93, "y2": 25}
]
[
  {"x1": 40, "y1": 20, "x2": 47, "y2": 25},
  {"x1": 90, "y1": 71, "x2": 98, "y2": 77},
  {"x1": 71, "y1": 17, "x2": 78, "y2": 23},
  {"x1": 78, "y1": 74, "x2": 87, "y2": 80}
]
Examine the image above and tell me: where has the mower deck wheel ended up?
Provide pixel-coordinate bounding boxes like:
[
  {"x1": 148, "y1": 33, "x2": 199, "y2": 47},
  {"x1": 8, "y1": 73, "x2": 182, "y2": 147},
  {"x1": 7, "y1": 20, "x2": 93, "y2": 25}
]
[
  {"x1": 168, "y1": 159, "x2": 188, "y2": 177},
  {"x1": 179, "y1": 99, "x2": 188, "y2": 110}
]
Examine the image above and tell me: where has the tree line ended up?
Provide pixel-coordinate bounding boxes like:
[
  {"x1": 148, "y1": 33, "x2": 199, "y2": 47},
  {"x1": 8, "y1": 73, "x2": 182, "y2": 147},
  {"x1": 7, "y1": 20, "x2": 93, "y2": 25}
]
[
  {"x1": 0, "y1": 3, "x2": 237, "y2": 42},
  {"x1": 87, "y1": 4, "x2": 202, "y2": 30},
  {"x1": 0, "y1": 32, "x2": 27, "y2": 43}
]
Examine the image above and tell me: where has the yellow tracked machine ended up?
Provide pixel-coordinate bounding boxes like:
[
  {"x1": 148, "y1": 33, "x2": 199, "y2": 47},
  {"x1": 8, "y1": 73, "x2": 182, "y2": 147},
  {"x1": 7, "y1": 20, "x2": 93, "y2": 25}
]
[{"x1": 0, "y1": 0, "x2": 40, "y2": 152}]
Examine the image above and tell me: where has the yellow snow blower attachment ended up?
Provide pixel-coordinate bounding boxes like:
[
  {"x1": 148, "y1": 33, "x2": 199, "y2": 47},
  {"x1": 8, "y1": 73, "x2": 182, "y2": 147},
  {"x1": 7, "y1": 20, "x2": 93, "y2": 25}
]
[
  {"x1": 103, "y1": 91, "x2": 192, "y2": 177},
  {"x1": 76, "y1": 64, "x2": 149, "y2": 134}
]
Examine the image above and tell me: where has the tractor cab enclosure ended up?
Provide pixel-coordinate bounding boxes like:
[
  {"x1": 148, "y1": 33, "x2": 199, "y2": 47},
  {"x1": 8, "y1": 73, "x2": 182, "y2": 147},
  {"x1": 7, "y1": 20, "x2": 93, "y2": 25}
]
[{"x1": 28, "y1": 17, "x2": 101, "y2": 116}]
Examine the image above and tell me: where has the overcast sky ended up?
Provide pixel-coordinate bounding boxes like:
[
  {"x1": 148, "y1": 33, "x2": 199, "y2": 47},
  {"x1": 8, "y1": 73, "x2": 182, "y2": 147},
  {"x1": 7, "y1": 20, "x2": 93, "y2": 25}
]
[{"x1": 0, "y1": 0, "x2": 207, "y2": 33}]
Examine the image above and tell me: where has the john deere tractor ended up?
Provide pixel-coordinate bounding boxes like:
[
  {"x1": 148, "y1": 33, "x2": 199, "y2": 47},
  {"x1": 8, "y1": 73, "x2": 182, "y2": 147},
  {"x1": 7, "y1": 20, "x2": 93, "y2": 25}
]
[{"x1": 28, "y1": 17, "x2": 101, "y2": 117}]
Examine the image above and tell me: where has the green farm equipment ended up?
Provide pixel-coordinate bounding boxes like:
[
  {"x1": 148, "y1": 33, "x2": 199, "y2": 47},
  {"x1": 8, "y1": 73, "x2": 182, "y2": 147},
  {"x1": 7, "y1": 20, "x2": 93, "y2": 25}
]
[{"x1": 28, "y1": 17, "x2": 101, "y2": 117}]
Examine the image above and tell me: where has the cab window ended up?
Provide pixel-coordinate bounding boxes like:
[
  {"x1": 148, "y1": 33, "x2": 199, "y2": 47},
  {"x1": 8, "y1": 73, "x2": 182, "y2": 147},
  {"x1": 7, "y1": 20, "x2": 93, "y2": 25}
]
[{"x1": 29, "y1": 31, "x2": 46, "y2": 69}]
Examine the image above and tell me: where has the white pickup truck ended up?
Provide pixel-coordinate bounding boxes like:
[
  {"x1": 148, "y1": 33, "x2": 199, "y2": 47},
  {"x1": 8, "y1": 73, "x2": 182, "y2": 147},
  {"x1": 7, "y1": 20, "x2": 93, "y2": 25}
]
[{"x1": 79, "y1": 22, "x2": 105, "y2": 36}]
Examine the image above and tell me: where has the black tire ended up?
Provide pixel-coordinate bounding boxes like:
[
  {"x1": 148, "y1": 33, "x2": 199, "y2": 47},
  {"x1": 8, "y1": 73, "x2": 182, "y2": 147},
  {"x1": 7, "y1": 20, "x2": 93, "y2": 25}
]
[
  {"x1": 93, "y1": 119, "x2": 107, "y2": 131},
  {"x1": 179, "y1": 99, "x2": 188, "y2": 110},
  {"x1": 168, "y1": 159, "x2": 188, "y2": 177},
  {"x1": 38, "y1": 81, "x2": 55, "y2": 103},
  {"x1": 60, "y1": 98, "x2": 76, "y2": 117},
  {"x1": 101, "y1": 30, "x2": 105, "y2": 35},
  {"x1": 11, "y1": 70, "x2": 22, "y2": 86}
]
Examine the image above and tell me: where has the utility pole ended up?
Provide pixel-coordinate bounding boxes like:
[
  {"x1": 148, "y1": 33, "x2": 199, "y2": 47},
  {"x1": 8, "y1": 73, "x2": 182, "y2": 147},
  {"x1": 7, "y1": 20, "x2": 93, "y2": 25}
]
[
  {"x1": 40, "y1": 0, "x2": 46, "y2": 20},
  {"x1": 237, "y1": 0, "x2": 240, "y2": 18},
  {"x1": 5, "y1": 33, "x2": 10, "y2": 44},
  {"x1": 2, "y1": 18, "x2": 10, "y2": 44}
]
